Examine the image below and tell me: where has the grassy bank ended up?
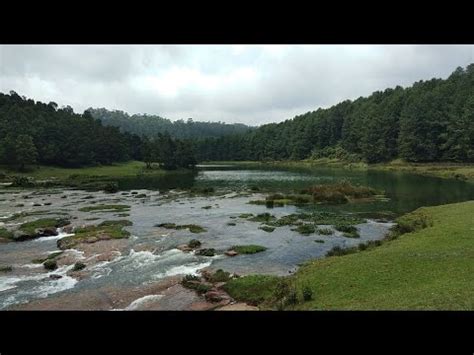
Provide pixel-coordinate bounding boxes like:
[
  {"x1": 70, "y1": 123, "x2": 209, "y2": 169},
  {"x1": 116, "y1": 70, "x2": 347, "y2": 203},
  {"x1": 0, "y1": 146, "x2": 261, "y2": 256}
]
[
  {"x1": 0, "y1": 161, "x2": 167, "y2": 180},
  {"x1": 225, "y1": 200, "x2": 474, "y2": 310}
]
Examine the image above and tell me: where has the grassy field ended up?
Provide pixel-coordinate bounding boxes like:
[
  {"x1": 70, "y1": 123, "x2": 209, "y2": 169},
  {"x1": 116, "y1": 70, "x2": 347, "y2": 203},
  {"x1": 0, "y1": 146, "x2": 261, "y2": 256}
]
[
  {"x1": 0, "y1": 161, "x2": 169, "y2": 180},
  {"x1": 225, "y1": 200, "x2": 474, "y2": 310}
]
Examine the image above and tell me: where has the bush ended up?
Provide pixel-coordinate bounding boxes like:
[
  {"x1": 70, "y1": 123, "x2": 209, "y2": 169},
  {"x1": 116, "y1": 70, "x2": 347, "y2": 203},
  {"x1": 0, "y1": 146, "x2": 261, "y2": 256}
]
[
  {"x1": 302, "y1": 286, "x2": 313, "y2": 301},
  {"x1": 195, "y1": 248, "x2": 216, "y2": 257},
  {"x1": 230, "y1": 245, "x2": 267, "y2": 254},
  {"x1": 188, "y1": 239, "x2": 201, "y2": 248},
  {"x1": 72, "y1": 262, "x2": 86, "y2": 271},
  {"x1": 43, "y1": 259, "x2": 57, "y2": 270}
]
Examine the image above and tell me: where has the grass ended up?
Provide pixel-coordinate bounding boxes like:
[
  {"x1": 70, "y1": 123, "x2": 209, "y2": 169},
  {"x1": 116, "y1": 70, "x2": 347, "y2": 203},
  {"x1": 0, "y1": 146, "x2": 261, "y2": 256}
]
[
  {"x1": 223, "y1": 275, "x2": 282, "y2": 306},
  {"x1": 19, "y1": 218, "x2": 70, "y2": 236},
  {"x1": 230, "y1": 245, "x2": 267, "y2": 254},
  {"x1": 57, "y1": 221, "x2": 131, "y2": 249},
  {"x1": 225, "y1": 201, "x2": 474, "y2": 310},
  {"x1": 0, "y1": 227, "x2": 14, "y2": 240},
  {"x1": 292, "y1": 224, "x2": 316, "y2": 235},
  {"x1": 78, "y1": 204, "x2": 130, "y2": 213},
  {"x1": 1, "y1": 161, "x2": 166, "y2": 180}
]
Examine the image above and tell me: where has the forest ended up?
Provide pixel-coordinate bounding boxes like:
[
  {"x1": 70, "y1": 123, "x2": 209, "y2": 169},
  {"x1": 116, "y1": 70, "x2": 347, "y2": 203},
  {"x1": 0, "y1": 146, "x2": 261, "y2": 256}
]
[
  {"x1": 1, "y1": 64, "x2": 473, "y2": 171},
  {"x1": 0, "y1": 92, "x2": 195, "y2": 171},
  {"x1": 88, "y1": 108, "x2": 253, "y2": 139},
  {"x1": 193, "y1": 64, "x2": 474, "y2": 163}
]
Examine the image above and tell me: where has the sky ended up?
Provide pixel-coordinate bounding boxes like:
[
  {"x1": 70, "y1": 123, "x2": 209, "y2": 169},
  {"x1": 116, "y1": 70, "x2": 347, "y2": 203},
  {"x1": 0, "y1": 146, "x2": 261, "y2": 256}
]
[{"x1": 0, "y1": 45, "x2": 473, "y2": 126}]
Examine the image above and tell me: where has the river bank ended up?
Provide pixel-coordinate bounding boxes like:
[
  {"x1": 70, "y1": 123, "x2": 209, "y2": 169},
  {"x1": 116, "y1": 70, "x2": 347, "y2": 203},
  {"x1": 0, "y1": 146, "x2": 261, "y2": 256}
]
[{"x1": 224, "y1": 200, "x2": 474, "y2": 310}]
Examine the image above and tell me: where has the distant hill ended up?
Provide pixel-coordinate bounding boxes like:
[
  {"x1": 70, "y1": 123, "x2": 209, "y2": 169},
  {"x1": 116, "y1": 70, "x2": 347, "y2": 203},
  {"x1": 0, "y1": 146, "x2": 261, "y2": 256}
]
[{"x1": 87, "y1": 108, "x2": 254, "y2": 140}]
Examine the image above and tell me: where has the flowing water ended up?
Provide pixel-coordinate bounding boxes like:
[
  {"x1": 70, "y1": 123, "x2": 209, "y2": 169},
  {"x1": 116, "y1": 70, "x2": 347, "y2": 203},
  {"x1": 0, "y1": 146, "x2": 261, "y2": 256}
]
[{"x1": 1, "y1": 164, "x2": 473, "y2": 309}]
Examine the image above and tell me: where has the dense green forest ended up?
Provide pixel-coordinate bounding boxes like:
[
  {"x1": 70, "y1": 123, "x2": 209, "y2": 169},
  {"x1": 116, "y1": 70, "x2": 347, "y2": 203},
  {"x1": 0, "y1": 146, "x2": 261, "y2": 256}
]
[
  {"x1": 1, "y1": 64, "x2": 473, "y2": 171},
  {"x1": 193, "y1": 64, "x2": 474, "y2": 163},
  {"x1": 88, "y1": 108, "x2": 254, "y2": 139},
  {"x1": 0, "y1": 92, "x2": 196, "y2": 170}
]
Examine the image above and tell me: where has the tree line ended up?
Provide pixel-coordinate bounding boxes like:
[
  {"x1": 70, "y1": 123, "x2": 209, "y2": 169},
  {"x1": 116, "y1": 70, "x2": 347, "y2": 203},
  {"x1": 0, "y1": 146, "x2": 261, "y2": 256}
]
[
  {"x1": 0, "y1": 92, "x2": 197, "y2": 171},
  {"x1": 87, "y1": 107, "x2": 254, "y2": 140},
  {"x1": 193, "y1": 64, "x2": 474, "y2": 163}
]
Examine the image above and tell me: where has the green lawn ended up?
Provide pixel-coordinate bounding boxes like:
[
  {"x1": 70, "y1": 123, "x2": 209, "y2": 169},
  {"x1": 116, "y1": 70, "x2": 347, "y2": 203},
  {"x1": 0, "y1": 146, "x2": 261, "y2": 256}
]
[{"x1": 226, "y1": 200, "x2": 474, "y2": 310}]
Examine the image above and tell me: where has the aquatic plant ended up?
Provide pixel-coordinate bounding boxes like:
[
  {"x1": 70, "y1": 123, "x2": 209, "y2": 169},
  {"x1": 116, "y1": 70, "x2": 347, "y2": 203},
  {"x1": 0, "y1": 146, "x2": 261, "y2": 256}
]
[
  {"x1": 78, "y1": 204, "x2": 130, "y2": 213},
  {"x1": 292, "y1": 224, "x2": 316, "y2": 235},
  {"x1": 195, "y1": 248, "x2": 216, "y2": 256},
  {"x1": 248, "y1": 213, "x2": 275, "y2": 223},
  {"x1": 230, "y1": 245, "x2": 267, "y2": 254},
  {"x1": 259, "y1": 226, "x2": 275, "y2": 233},
  {"x1": 72, "y1": 262, "x2": 86, "y2": 271}
]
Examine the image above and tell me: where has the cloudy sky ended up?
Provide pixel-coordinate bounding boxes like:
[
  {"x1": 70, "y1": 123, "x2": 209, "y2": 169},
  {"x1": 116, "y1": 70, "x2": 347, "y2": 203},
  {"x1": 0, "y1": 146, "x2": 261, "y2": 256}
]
[{"x1": 0, "y1": 45, "x2": 473, "y2": 126}]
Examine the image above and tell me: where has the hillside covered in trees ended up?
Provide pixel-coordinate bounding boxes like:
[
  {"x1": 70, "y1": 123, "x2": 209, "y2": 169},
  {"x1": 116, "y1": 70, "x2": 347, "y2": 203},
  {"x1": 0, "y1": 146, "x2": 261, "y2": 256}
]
[
  {"x1": 193, "y1": 64, "x2": 474, "y2": 163},
  {"x1": 0, "y1": 92, "x2": 196, "y2": 170},
  {"x1": 88, "y1": 108, "x2": 254, "y2": 140}
]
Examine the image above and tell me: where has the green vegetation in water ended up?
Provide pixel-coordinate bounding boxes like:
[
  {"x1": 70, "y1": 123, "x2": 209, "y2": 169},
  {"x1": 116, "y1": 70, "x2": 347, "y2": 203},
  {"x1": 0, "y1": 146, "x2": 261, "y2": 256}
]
[
  {"x1": 225, "y1": 201, "x2": 474, "y2": 310},
  {"x1": 32, "y1": 251, "x2": 64, "y2": 264},
  {"x1": 248, "y1": 213, "x2": 275, "y2": 223},
  {"x1": 249, "y1": 180, "x2": 380, "y2": 207},
  {"x1": 230, "y1": 245, "x2": 267, "y2": 254},
  {"x1": 238, "y1": 213, "x2": 254, "y2": 219},
  {"x1": 57, "y1": 222, "x2": 131, "y2": 249},
  {"x1": 335, "y1": 224, "x2": 360, "y2": 238},
  {"x1": 259, "y1": 225, "x2": 275, "y2": 233},
  {"x1": 188, "y1": 239, "x2": 201, "y2": 248},
  {"x1": 317, "y1": 227, "x2": 334, "y2": 235},
  {"x1": 98, "y1": 220, "x2": 133, "y2": 227},
  {"x1": 19, "y1": 218, "x2": 70, "y2": 236},
  {"x1": 72, "y1": 262, "x2": 86, "y2": 272},
  {"x1": 43, "y1": 259, "x2": 57, "y2": 270},
  {"x1": 156, "y1": 223, "x2": 206, "y2": 233},
  {"x1": 195, "y1": 248, "x2": 216, "y2": 256},
  {"x1": 314, "y1": 239, "x2": 325, "y2": 243},
  {"x1": 78, "y1": 204, "x2": 130, "y2": 213},
  {"x1": 0, "y1": 265, "x2": 13, "y2": 272},
  {"x1": 227, "y1": 222, "x2": 236, "y2": 226},
  {"x1": 292, "y1": 224, "x2": 316, "y2": 235},
  {"x1": 202, "y1": 205, "x2": 212, "y2": 209},
  {"x1": 0, "y1": 227, "x2": 14, "y2": 240}
]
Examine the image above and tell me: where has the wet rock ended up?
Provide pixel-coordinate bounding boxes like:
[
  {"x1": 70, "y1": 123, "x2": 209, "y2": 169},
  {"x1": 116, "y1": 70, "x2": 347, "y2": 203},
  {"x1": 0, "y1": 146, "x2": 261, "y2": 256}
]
[
  {"x1": 195, "y1": 248, "x2": 216, "y2": 257},
  {"x1": 225, "y1": 250, "x2": 238, "y2": 257},
  {"x1": 49, "y1": 274, "x2": 63, "y2": 280},
  {"x1": 204, "y1": 289, "x2": 231, "y2": 303},
  {"x1": 35, "y1": 227, "x2": 58, "y2": 237},
  {"x1": 43, "y1": 259, "x2": 57, "y2": 270},
  {"x1": 177, "y1": 244, "x2": 192, "y2": 252},
  {"x1": 62, "y1": 225, "x2": 74, "y2": 234}
]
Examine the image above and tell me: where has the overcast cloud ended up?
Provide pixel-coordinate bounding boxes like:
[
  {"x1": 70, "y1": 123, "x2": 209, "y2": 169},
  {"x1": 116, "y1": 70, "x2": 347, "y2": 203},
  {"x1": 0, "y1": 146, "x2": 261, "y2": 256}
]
[{"x1": 0, "y1": 45, "x2": 473, "y2": 126}]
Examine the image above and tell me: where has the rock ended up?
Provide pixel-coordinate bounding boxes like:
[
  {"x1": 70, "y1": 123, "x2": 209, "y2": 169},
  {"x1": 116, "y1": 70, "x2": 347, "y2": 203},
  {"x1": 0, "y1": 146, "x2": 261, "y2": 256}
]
[
  {"x1": 177, "y1": 244, "x2": 192, "y2": 252},
  {"x1": 225, "y1": 250, "x2": 238, "y2": 257},
  {"x1": 43, "y1": 259, "x2": 57, "y2": 271},
  {"x1": 204, "y1": 289, "x2": 231, "y2": 303},
  {"x1": 49, "y1": 274, "x2": 63, "y2": 280},
  {"x1": 62, "y1": 225, "x2": 74, "y2": 234},
  {"x1": 98, "y1": 234, "x2": 111, "y2": 241},
  {"x1": 195, "y1": 248, "x2": 216, "y2": 257},
  {"x1": 215, "y1": 282, "x2": 227, "y2": 289},
  {"x1": 85, "y1": 237, "x2": 98, "y2": 244},
  {"x1": 35, "y1": 227, "x2": 58, "y2": 237}
]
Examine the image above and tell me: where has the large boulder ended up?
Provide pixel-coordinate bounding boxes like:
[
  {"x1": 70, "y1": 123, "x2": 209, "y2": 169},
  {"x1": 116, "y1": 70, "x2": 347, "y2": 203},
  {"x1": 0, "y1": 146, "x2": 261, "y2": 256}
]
[{"x1": 35, "y1": 227, "x2": 58, "y2": 237}]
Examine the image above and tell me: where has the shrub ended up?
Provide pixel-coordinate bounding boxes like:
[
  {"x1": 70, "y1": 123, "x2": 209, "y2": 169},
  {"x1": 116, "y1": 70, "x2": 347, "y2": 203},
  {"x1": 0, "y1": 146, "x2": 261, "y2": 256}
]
[
  {"x1": 72, "y1": 262, "x2": 86, "y2": 271},
  {"x1": 195, "y1": 248, "x2": 216, "y2": 257},
  {"x1": 302, "y1": 286, "x2": 313, "y2": 301},
  {"x1": 230, "y1": 245, "x2": 267, "y2": 254},
  {"x1": 188, "y1": 239, "x2": 201, "y2": 248},
  {"x1": 43, "y1": 259, "x2": 57, "y2": 270}
]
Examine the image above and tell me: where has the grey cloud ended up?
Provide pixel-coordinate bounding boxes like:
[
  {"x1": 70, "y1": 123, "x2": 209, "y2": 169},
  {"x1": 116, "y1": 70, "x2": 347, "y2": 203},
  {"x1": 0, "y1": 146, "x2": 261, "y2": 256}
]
[{"x1": 0, "y1": 45, "x2": 473, "y2": 126}]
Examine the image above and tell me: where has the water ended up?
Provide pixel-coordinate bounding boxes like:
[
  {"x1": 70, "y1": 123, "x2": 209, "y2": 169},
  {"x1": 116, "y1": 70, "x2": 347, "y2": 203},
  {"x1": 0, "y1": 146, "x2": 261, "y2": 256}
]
[{"x1": 1, "y1": 164, "x2": 473, "y2": 309}]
